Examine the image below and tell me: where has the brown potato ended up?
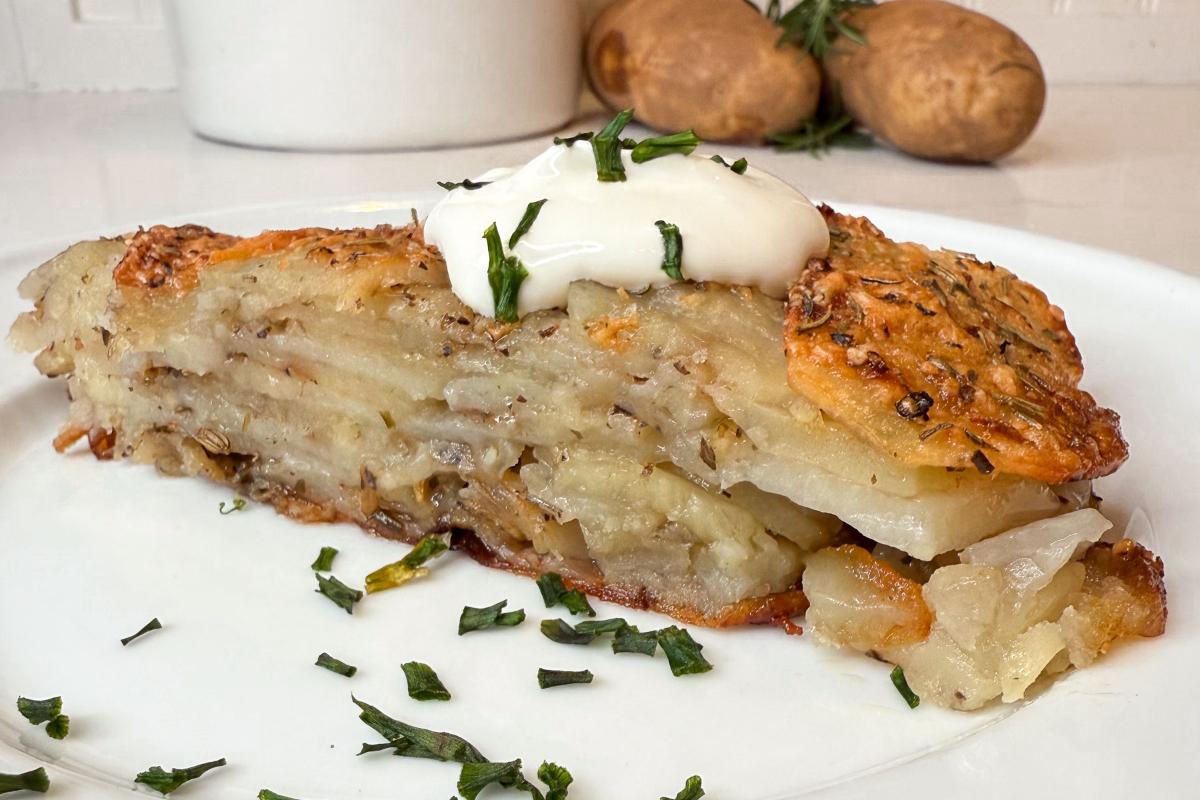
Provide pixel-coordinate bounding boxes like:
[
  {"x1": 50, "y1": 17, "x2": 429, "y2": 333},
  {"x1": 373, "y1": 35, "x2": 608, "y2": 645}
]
[
  {"x1": 823, "y1": 0, "x2": 1046, "y2": 162},
  {"x1": 586, "y1": 0, "x2": 820, "y2": 142}
]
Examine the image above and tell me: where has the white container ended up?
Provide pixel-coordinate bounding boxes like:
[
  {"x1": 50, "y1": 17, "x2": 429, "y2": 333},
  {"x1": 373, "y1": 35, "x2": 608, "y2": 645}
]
[{"x1": 163, "y1": 0, "x2": 583, "y2": 151}]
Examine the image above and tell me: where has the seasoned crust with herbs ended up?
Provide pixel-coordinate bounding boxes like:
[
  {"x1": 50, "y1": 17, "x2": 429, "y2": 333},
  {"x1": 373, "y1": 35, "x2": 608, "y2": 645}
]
[{"x1": 784, "y1": 206, "x2": 1127, "y2": 485}]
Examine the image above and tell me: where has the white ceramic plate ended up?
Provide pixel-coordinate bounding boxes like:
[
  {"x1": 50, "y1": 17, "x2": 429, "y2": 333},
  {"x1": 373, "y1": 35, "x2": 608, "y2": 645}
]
[{"x1": 1, "y1": 196, "x2": 1197, "y2": 799}]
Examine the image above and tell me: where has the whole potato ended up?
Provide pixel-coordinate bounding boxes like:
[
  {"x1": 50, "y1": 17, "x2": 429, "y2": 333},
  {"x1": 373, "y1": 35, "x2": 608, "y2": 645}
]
[
  {"x1": 587, "y1": 0, "x2": 820, "y2": 142},
  {"x1": 823, "y1": 0, "x2": 1046, "y2": 162}
]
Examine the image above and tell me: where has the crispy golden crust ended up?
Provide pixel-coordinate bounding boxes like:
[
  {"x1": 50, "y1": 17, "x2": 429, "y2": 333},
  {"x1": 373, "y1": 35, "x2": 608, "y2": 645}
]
[
  {"x1": 784, "y1": 206, "x2": 1127, "y2": 484},
  {"x1": 114, "y1": 222, "x2": 448, "y2": 295},
  {"x1": 113, "y1": 224, "x2": 240, "y2": 292}
]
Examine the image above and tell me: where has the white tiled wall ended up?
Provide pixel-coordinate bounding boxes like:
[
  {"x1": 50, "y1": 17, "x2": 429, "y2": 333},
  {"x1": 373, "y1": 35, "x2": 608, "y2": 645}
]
[{"x1": 0, "y1": 0, "x2": 1198, "y2": 91}]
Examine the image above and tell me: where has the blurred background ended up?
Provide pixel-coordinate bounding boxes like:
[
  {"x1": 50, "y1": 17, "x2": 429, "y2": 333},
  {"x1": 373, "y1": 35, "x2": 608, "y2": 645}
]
[{"x1": 0, "y1": 0, "x2": 1197, "y2": 272}]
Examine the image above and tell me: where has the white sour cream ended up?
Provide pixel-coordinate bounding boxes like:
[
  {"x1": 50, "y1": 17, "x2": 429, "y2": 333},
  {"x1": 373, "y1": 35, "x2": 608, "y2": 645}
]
[{"x1": 422, "y1": 143, "x2": 829, "y2": 319}]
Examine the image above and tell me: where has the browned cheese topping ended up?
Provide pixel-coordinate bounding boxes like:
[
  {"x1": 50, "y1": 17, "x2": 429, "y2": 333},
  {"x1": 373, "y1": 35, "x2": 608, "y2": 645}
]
[
  {"x1": 784, "y1": 206, "x2": 1128, "y2": 484},
  {"x1": 113, "y1": 222, "x2": 447, "y2": 295}
]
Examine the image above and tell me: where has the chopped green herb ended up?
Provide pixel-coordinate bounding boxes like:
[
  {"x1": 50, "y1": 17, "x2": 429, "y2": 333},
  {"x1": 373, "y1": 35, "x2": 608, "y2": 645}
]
[
  {"x1": 310, "y1": 546, "x2": 338, "y2": 572},
  {"x1": 315, "y1": 573, "x2": 363, "y2": 614},
  {"x1": 612, "y1": 624, "x2": 658, "y2": 656},
  {"x1": 457, "y1": 759, "x2": 525, "y2": 800},
  {"x1": 16, "y1": 697, "x2": 61, "y2": 725},
  {"x1": 0, "y1": 767, "x2": 49, "y2": 794},
  {"x1": 661, "y1": 774, "x2": 705, "y2": 800},
  {"x1": 483, "y1": 222, "x2": 530, "y2": 323},
  {"x1": 45, "y1": 715, "x2": 69, "y2": 740},
  {"x1": 458, "y1": 601, "x2": 525, "y2": 635},
  {"x1": 353, "y1": 696, "x2": 487, "y2": 763},
  {"x1": 134, "y1": 759, "x2": 226, "y2": 795},
  {"x1": 120, "y1": 617, "x2": 162, "y2": 646},
  {"x1": 890, "y1": 665, "x2": 920, "y2": 708},
  {"x1": 590, "y1": 108, "x2": 634, "y2": 182},
  {"x1": 553, "y1": 131, "x2": 593, "y2": 146},
  {"x1": 508, "y1": 198, "x2": 548, "y2": 249},
  {"x1": 356, "y1": 741, "x2": 397, "y2": 755},
  {"x1": 536, "y1": 573, "x2": 595, "y2": 617},
  {"x1": 364, "y1": 534, "x2": 449, "y2": 594},
  {"x1": 218, "y1": 497, "x2": 246, "y2": 515},
  {"x1": 315, "y1": 652, "x2": 357, "y2": 678},
  {"x1": 15, "y1": 697, "x2": 68, "y2": 740},
  {"x1": 537, "y1": 668, "x2": 594, "y2": 689},
  {"x1": 573, "y1": 618, "x2": 627, "y2": 636},
  {"x1": 402, "y1": 661, "x2": 451, "y2": 701},
  {"x1": 656, "y1": 626, "x2": 712, "y2": 676},
  {"x1": 710, "y1": 155, "x2": 749, "y2": 174},
  {"x1": 538, "y1": 762, "x2": 573, "y2": 800},
  {"x1": 631, "y1": 129, "x2": 700, "y2": 163},
  {"x1": 437, "y1": 178, "x2": 490, "y2": 191},
  {"x1": 655, "y1": 220, "x2": 684, "y2": 281},
  {"x1": 539, "y1": 619, "x2": 595, "y2": 646},
  {"x1": 257, "y1": 791, "x2": 300, "y2": 800}
]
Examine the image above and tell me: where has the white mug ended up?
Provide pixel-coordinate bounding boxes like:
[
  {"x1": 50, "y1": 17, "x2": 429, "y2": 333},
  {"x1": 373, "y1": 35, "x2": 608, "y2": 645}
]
[{"x1": 164, "y1": 0, "x2": 584, "y2": 151}]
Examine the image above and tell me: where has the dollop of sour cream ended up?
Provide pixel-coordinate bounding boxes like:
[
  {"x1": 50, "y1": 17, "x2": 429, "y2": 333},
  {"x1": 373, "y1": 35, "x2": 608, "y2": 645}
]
[{"x1": 423, "y1": 143, "x2": 829, "y2": 319}]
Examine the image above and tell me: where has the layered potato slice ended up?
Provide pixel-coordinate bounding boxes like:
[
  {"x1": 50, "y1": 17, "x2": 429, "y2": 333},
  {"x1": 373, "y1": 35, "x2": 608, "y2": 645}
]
[{"x1": 9, "y1": 211, "x2": 1165, "y2": 708}]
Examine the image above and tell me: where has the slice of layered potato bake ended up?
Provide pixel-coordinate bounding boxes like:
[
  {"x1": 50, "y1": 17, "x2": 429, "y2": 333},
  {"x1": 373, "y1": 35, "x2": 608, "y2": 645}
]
[{"x1": 9, "y1": 133, "x2": 1165, "y2": 710}]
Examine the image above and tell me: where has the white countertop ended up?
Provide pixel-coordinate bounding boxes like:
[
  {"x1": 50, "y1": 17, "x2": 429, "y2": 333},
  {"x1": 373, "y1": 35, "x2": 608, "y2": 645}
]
[{"x1": 1, "y1": 87, "x2": 1198, "y2": 276}]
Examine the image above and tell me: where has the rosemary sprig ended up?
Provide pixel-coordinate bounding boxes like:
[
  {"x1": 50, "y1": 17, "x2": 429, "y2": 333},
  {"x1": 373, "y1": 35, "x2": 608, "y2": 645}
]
[
  {"x1": 770, "y1": 113, "x2": 872, "y2": 156},
  {"x1": 773, "y1": 0, "x2": 876, "y2": 58}
]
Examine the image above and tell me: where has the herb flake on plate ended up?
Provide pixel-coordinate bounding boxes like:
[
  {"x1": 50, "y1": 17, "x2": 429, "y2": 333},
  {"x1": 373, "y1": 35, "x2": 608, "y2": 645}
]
[
  {"x1": 537, "y1": 668, "x2": 594, "y2": 689},
  {"x1": 134, "y1": 758, "x2": 226, "y2": 795},
  {"x1": 890, "y1": 665, "x2": 921, "y2": 708},
  {"x1": 573, "y1": 618, "x2": 627, "y2": 637},
  {"x1": 656, "y1": 626, "x2": 713, "y2": 676},
  {"x1": 539, "y1": 619, "x2": 595, "y2": 646},
  {"x1": 45, "y1": 715, "x2": 69, "y2": 740},
  {"x1": 315, "y1": 573, "x2": 363, "y2": 614},
  {"x1": 217, "y1": 497, "x2": 246, "y2": 515},
  {"x1": 457, "y1": 759, "x2": 526, "y2": 800},
  {"x1": 120, "y1": 617, "x2": 162, "y2": 646},
  {"x1": 315, "y1": 652, "x2": 357, "y2": 678},
  {"x1": 0, "y1": 767, "x2": 49, "y2": 795},
  {"x1": 458, "y1": 601, "x2": 525, "y2": 635},
  {"x1": 536, "y1": 572, "x2": 595, "y2": 617},
  {"x1": 538, "y1": 761, "x2": 573, "y2": 800},
  {"x1": 353, "y1": 696, "x2": 487, "y2": 763},
  {"x1": 661, "y1": 774, "x2": 705, "y2": 800},
  {"x1": 16, "y1": 697, "x2": 60, "y2": 726},
  {"x1": 364, "y1": 534, "x2": 449, "y2": 594},
  {"x1": 612, "y1": 624, "x2": 658, "y2": 656},
  {"x1": 257, "y1": 791, "x2": 300, "y2": 800},
  {"x1": 402, "y1": 661, "x2": 451, "y2": 701},
  {"x1": 310, "y1": 546, "x2": 338, "y2": 572}
]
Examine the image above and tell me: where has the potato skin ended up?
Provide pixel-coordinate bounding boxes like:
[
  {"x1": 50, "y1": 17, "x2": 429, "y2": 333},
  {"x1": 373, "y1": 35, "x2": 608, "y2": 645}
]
[
  {"x1": 586, "y1": 0, "x2": 820, "y2": 143},
  {"x1": 823, "y1": 0, "x2": 1046, "y2": 162}
]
